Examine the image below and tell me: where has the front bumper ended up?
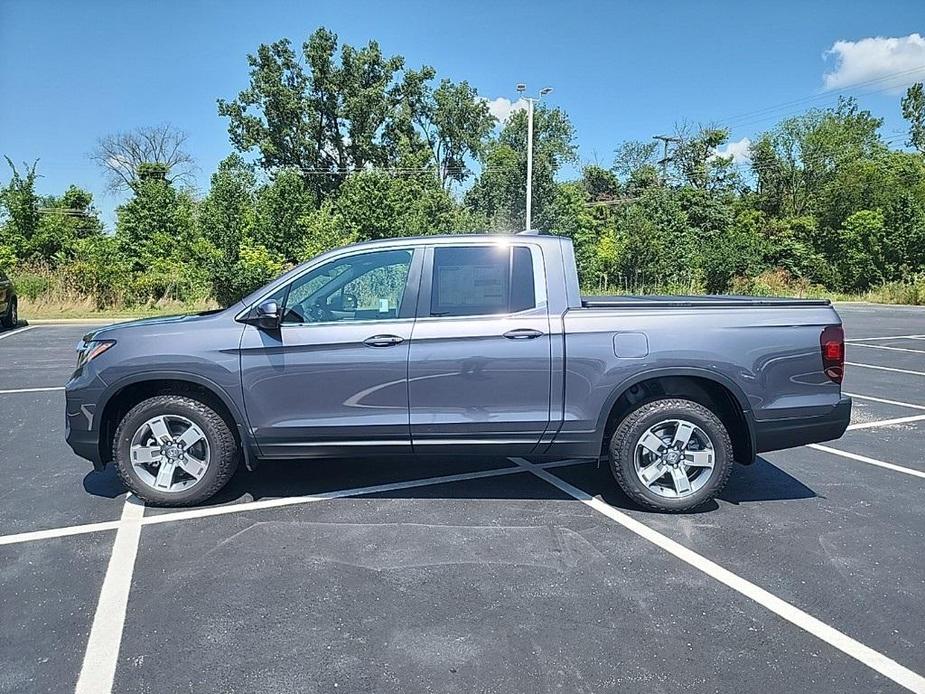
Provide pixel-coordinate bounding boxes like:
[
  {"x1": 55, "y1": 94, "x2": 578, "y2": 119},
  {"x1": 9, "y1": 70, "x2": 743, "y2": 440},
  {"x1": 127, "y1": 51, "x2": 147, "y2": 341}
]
[
  {"x1": 65, "y1": 370, "x2": 106, "y2": 469},
  {"x1": 65, "y1": 420, "x2": 103, "y2": 468},
  {"x1": 754, "y1": 396, "x2": 852, "y2": 454}
]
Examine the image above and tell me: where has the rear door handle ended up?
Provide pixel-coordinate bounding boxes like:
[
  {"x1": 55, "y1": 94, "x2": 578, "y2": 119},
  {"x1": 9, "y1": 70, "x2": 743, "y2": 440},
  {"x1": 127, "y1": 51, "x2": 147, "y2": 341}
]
[
  {"x1": 364, "y1": 334, "x2": 404, "y2": 347},
  {"x1": 503, "y1": 328, "x2": 544, "y2": 340}
]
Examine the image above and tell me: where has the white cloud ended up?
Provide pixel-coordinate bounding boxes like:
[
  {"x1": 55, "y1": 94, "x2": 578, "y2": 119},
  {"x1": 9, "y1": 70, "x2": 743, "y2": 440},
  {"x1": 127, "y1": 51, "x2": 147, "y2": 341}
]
[
  {"x1": 822, "y1": 33, "x2": 925, "y2": 94},
  {"x1": 711, "y1": 137, "x2": 751, "y2": 165},
  {"x1": 483, "y1": 96, "x2": 528, "y2": 124}
]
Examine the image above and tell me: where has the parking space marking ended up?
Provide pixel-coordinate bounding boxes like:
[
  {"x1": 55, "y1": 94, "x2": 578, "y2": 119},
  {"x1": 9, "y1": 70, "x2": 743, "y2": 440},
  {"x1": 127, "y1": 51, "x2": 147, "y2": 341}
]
[
  {"x1": 808, "y1": 444, "x2": 925, "y2": 480},
  {"x1": 513, "y1": 457, "x2": 925, "y2": 694},
  {"x1": 0, "y1": 385, "x2": 65, "y2": 395},
  {"x1": 846, "y1": 334, "x2": 925, "y2": 342},
  {"x1": 0, "y1": 519, "x2": 122, "y2": 547},
  {"x1": 139, "y1": 458, "x2": 587, "y2": 527},
  {"x1": 74, "y1": 497, "x2": 144, "y2": 694},
  {"x1": 846, "y1": 362, "x2": 925, "y2": 377},
  {"x1": 846, "y1": 413, "x2": 925, "y2": 431},
  {"x1": 0, "y1": 459, "x2": 590, "y2": 548},
  {"x1": 850, "y1": 343, "x2": 925, "y2": 354},
  {"x1": 845, "y1": 392, "x2": 925, "y2": 411},
  {"x1": 0, "y1": 325, "x2": 35, "y2": 341}
]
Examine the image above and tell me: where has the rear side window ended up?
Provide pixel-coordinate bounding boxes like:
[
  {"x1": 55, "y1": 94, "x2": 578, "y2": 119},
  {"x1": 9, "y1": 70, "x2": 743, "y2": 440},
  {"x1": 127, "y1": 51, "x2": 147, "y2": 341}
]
[{"x1": 430, "y1": 246, "x2": 536, "y2": 317}]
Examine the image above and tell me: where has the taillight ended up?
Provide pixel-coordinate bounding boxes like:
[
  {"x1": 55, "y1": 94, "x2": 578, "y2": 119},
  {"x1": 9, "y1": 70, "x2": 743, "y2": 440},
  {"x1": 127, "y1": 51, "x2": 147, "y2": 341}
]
[{"x1": 820, "y1": 325, "x2": 844, "y2": 383}]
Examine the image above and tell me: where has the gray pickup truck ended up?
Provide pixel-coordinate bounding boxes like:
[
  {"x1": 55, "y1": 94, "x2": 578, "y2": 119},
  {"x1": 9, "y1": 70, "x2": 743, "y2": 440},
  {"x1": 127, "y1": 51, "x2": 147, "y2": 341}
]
[{"x1": 65, "y1": 233, "x2": 850, "y2": 511}]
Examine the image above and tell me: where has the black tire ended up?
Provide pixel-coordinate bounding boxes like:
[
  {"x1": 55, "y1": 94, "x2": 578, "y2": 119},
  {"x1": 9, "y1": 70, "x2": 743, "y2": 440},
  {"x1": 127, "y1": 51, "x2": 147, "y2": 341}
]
[
  {"x1": 1, "y1": 297, "x2": 16, "y2": 329},
  {"x1": 113, "y1": 395, "x2": 240, "y2": 506},
  {"x1": 609, "y1": 398, "x2": 734, "y2": 513}
]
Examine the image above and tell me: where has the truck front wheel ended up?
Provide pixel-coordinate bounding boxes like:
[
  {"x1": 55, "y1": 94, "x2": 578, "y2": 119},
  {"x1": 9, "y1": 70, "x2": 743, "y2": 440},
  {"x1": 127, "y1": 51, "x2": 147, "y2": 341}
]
[
  {"x1": 609, "y1": 398, "x2": 734, "y2": 512},
  {"x1": 113, "y1": 395, "x2": 240, "y2": 506}
]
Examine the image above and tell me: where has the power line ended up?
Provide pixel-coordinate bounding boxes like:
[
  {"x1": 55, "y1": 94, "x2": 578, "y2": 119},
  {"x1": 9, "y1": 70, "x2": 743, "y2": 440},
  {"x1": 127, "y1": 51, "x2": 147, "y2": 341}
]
[{"x1": 718, "y1": 64, "x2": 925, "y2": 128}]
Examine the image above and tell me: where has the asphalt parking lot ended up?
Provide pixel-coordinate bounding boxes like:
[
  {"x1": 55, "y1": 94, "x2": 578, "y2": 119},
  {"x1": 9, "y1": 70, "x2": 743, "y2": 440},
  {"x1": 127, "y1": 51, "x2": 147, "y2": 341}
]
[{"x1": 2, "y1": 306, "x2": 925, "y2": 694}]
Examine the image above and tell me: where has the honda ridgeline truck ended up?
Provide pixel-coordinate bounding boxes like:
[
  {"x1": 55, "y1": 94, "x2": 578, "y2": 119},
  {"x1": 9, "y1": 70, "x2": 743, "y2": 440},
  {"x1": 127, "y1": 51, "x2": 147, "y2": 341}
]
[{"x1": 65, "y1": 233, "x2": 851, "y2": 512}]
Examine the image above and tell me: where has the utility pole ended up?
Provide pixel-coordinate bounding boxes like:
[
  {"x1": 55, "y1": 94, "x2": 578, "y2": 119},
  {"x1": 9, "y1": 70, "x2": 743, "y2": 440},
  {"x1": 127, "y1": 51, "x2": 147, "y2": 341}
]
[
  {"x1": 653, "y1": 135, "x2": 681, "y2": 185},
  {"x1": 517, "y1": 83, "x2": 553, "y2": 231}
]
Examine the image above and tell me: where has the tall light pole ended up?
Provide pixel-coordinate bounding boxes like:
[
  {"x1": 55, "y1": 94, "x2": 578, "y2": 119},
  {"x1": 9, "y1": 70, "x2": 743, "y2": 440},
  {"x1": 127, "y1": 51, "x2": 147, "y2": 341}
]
[{"x1": 516, "y1": 84, "x2": 552, "y2": 231}]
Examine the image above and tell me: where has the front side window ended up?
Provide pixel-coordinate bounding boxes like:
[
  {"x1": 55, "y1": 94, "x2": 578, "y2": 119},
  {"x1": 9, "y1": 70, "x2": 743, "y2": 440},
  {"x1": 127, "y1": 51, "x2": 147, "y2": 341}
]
[
  {"x1": 430, "y1": 245, "x2": 537, "y2": 317},
  {"x1": 281, "y1": 249, "x2": 413, "y2": 324}
]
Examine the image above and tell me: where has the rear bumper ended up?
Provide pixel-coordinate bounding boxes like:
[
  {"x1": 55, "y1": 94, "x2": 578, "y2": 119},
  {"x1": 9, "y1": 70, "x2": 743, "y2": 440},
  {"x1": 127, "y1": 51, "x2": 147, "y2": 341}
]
[{"x1": 754, "y1": 396, "x2": 852, "y2": 454}]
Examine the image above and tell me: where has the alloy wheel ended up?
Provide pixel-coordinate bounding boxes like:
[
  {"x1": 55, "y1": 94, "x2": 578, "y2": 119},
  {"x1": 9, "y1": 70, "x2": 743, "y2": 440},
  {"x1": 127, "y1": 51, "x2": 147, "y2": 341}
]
[
  {"x1": 129, "y1": 414, "x2": 210, "y2": 493},
  {"x1": 633, "y1": 418, "x2": 715, "y2": 499}
]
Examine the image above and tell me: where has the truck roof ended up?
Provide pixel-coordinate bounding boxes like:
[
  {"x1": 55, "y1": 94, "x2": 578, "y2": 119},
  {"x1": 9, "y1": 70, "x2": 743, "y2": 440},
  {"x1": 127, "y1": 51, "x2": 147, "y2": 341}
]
[{"x1": 337, "y1": 232, "x2": 568, "y2": 250}]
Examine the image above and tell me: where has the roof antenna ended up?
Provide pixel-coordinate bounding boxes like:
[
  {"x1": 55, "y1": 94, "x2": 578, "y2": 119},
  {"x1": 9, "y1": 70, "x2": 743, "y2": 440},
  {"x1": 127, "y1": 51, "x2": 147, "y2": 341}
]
[{"x1": 517, "y1": 228, "x2": 540, "y2": 235}]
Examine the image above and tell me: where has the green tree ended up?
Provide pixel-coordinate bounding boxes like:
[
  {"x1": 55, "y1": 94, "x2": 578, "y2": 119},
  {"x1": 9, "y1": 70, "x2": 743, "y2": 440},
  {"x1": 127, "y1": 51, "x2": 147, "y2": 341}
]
[
  {"x1": 465, "y1": 104, "x2": 577, "y2": 230},
  {"x1": 421, "y1": 79, "x2": 495, "y2": 188},
  {"x1": 219, "y1": 28, "x2": 425, "y2": 203},
  {"x1": 901, "y1": 82, "x2": 925, "y2": 155},
  {"x1": 835, "y1": 209, "x2": 888, "y2": 291},
  {"x1": 752, "y1": 97, "x2": 884, "y2": 218},
  {"x1": 253, "y1": 168, "x2": 316, "y2": 262},
  {"x1": 0, "y1": 158, "x2": 40, "y2": 262},
  {"x1": 612, "y1": 140, "x2": 658, "y2": 182},
  {"x1": 198, "y1": 154, "x2": 258, "y2": 304},
  {"x1": 115, "y1": 166, "x2": 206, "y2": 302},
  {"x1": 672, "y1": 127, "x2": 740, "y2": 192},
  {"x1": 29, "y1": 186, "x2": 104, "y2": 263},
  {"x1": 336, "y1": 153, "x2": 481, "y2": 240}
]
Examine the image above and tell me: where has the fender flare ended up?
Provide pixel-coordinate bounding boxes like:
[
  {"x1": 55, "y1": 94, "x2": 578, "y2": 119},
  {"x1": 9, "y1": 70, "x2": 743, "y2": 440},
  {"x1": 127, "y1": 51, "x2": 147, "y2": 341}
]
[
  {"x1": 592, "y1": 366, "x2": 756, "y2": 462},
  {"x1": 96, "y1": 370, "x2": 259, "y2": 469}
]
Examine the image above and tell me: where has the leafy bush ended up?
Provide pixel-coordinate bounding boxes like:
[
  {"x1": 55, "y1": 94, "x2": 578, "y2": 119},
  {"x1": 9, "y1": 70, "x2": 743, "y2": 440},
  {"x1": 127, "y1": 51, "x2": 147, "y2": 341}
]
[
  {"x1": 9, "y1": 266, "x2": 52, "y2": 301},
  {"x1": 729, "y1": 268, "x2": 828, "y2": 298},
  {"x1": 864, "y1": 275, "x2": 925, "y2": 305}
]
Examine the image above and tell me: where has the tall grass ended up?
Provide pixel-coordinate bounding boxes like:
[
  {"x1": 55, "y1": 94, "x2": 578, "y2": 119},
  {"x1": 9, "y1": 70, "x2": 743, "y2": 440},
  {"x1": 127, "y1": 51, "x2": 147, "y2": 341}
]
[{"x1": 11, "y1": 265, "x2": 217, "y2": 319}]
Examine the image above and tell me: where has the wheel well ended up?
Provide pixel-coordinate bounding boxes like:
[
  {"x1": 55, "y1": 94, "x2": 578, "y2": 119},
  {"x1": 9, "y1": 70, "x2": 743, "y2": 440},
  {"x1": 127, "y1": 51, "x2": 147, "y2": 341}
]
[
  {"x1": 600, "y1": 376, "x2": 753, "y2": 464},
  {"x1": 97, "y1": 379, "x2": 240, "y2": 465}
]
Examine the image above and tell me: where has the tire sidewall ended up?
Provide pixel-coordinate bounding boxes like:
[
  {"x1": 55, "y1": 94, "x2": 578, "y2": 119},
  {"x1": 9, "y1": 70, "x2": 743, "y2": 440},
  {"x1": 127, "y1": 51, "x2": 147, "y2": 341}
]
[
  {"x1": 114, "y1": 396, "x2": 235, "y2": 506},
  {"x1": 611, "y1": 400, "x2": 733, "y2": 512}
]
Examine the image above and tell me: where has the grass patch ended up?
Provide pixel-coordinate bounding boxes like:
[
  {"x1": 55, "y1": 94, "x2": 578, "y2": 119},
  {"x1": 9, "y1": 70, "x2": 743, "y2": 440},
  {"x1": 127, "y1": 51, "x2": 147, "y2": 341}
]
[{"x1": 20, "y1": 296, "x2": 217, "y2": 320}]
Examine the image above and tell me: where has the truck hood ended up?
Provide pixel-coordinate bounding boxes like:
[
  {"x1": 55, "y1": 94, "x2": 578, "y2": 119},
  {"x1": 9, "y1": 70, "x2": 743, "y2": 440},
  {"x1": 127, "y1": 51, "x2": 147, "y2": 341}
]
[{"x1": 85, "y1": 307, "x2": 237, "y2": 340}]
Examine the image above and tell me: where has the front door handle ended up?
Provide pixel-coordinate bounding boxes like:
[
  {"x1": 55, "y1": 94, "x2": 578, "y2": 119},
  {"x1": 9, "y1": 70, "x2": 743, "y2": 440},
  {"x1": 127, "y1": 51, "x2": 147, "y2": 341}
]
[
  {"x1": 364, "y1": 334, "x2": 405, "y2": 347},
  {"x1": 503, "y1": 328, "x2": 544, "y2": 340}
]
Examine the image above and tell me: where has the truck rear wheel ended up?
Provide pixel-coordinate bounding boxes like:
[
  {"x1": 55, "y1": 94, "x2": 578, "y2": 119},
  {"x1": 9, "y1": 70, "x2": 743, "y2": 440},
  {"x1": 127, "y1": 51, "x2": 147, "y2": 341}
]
[
  {"x1": 609, "y1": 398, "x2": 733, "y2": 512},
  {"x1": 113, "y1": 395, "x2": 240, "y2": 506}
]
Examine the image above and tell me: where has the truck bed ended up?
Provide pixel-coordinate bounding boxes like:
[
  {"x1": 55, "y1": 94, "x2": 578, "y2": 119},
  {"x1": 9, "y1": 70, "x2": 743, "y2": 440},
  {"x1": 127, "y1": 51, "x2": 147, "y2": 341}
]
[{"x1": 580, "y1": 294, "x2": 832, "y2": 309}]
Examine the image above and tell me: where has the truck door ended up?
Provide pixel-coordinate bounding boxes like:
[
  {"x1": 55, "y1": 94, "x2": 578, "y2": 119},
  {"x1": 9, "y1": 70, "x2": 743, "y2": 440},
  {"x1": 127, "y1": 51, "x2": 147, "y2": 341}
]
[
  {"x1": 407, "y1": 243, "x2": 552, "y2": 455},
  {"x1": 239, "y1": 246, "x2": 422, "y2": 458}
]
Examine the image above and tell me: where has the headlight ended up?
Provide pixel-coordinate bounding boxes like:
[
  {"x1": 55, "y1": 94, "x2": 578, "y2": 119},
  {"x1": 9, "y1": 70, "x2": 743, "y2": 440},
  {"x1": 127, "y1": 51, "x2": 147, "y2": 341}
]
[{"x1": 76, "y1": 340, "x2": 116, "y2": 368}]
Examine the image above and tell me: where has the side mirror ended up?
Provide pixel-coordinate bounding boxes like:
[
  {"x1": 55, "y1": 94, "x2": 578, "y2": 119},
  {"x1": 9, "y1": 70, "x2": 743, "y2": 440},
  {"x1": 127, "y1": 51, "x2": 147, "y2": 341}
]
[
  {"x1": 253, "y1": 299, "x2": 281, "y2": 330},
  {"x1": 342, "y1": 292, "x2": 357, "y2": 311}
]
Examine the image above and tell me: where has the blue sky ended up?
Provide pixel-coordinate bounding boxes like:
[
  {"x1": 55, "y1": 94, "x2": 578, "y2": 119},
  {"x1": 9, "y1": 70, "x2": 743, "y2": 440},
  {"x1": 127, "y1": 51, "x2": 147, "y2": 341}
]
[{"x1": 1, "y1": 0, "x2": 924, "y2": 227}]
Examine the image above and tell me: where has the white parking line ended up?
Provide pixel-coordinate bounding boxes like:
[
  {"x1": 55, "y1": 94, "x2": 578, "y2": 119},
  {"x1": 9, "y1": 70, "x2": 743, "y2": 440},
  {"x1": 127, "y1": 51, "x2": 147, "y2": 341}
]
[
  {"x1": 140, "y1": 458, "x2": 587, "y2": 526},
  {"x1": 809, "y1": 444, "x2": 925, "y2": 480},
  {"x1": 74, "y1": 497, "x2": 144, "y2": 694},
  {"x1": 850, "y1": 343, "x2": 925, "y2": 354},
  {"x1": 846, "y1": 334, "x2": 925, "y2": 342},
  {"x1": 0, "y1": 519, "x2": 121, "y2": 546},
  {"x1": 0, "y1": 459, "x2": 590, "y2": 547},
  {"x1": 845, "y1": 392, "x2": 925, "y2": 411},
  {"x1": 846, "y1": 362, "x2": 925, "y2": 377},
  {"x1": 0, "y1": 386, "x2": 65, "y2": 395},
  {"x1": 513, "y1": 457, "x2": 925, "y2": 694},
  {"x1": 846, "y1": 414, "x2": 925, "y2": 430},
  {"x1": 61, "y1": 460, "x2": 586, "y2": 694},
  {"x1": 0, "y1": 325, "x2": 35, "y2": 341}
]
